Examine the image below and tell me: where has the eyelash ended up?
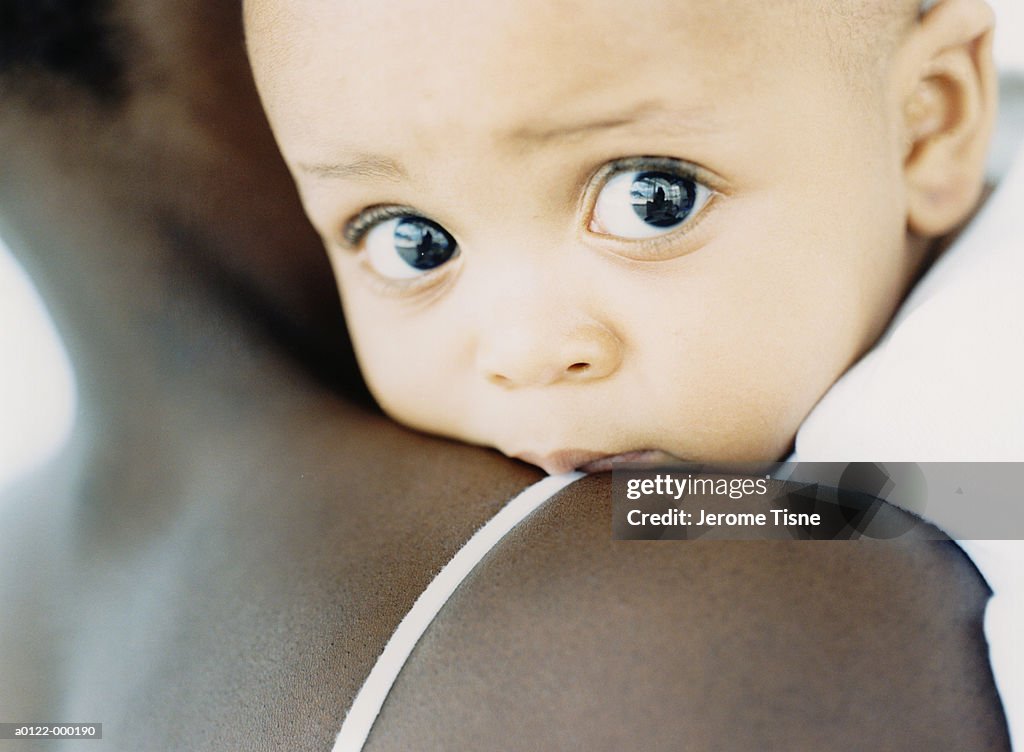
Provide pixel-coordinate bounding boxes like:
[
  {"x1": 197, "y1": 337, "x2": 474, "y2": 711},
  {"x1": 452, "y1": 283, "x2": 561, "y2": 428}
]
[
  {"x1": 581, "y1": 155, "x2": 721, "y2": 252},
  {"x1": 589, "y1": 155, "x2": 706, "y2": 189},
  {"x1": 342, "y1": 204, "x2": 420, "y2": 247},
  {"x1": 338, "y1": 155, "x2": 721, "y2": 282}
]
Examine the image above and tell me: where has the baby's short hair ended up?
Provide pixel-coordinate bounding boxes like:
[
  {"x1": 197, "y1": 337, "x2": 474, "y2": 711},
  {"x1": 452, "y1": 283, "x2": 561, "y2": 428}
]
[{"x1": 819, "y1": 0, "x2": 937, "y2": 91}]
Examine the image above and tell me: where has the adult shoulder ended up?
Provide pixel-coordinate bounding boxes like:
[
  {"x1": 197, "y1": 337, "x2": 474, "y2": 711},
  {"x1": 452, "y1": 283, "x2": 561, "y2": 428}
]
[{"x1": 368, "y1": 474, "x2": 1010, "y2": 751}]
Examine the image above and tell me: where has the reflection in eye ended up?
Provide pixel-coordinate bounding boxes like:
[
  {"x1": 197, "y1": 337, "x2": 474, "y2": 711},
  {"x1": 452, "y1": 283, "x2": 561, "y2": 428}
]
[
  {"x1": 363, "y1": 215, "x2": 458, "y2": 279},
  {"x1": 591, "y1": 165, "x2": 713, "y2": 240}
]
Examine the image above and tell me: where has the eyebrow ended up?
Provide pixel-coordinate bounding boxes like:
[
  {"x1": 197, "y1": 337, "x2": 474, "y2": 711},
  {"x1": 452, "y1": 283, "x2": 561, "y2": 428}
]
[
  {"x1": 298, "y1": 154, "x2": 406, "y2": 182},
  {"x1": 299, "y1": 102, "x2": 717, "y2": 182},
  {"x1": 509, "y1": 114, "x2": 642, "y2": 143},
  {"x1": 505, "y1": 102, "x2": 717, "y2": 145}
]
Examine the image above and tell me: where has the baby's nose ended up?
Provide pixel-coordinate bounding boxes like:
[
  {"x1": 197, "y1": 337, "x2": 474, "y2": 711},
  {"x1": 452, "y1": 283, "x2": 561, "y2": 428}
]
[{"x1": 477, "y1": 320, "x2": 623, "y2": 388}]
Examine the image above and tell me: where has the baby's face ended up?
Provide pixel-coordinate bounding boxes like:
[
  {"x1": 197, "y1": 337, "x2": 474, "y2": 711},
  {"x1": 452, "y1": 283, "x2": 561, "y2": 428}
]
[{"x1": 248, "y1": 0, "x2": 922, "y2": 473}]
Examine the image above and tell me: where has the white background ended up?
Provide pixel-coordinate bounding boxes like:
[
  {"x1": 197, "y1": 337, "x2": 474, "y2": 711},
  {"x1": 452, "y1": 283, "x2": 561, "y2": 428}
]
[{"x1": 2, "y1": 2, "x2": 1024, "y2": 489}]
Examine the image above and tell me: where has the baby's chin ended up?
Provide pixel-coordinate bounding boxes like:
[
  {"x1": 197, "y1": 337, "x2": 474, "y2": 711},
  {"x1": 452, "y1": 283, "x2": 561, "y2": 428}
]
[{"x1": 513, "y1": 448, "x2": 688, "y2": 475}]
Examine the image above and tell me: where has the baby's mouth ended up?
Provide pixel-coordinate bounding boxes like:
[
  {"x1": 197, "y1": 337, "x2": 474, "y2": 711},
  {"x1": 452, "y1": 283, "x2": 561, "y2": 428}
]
[
  {"x1": 515, "y1": 449, "x2": 684, "y2": 475},
  {"x1": 576, "y1": 449, "x2": 685, "y2": 473}
]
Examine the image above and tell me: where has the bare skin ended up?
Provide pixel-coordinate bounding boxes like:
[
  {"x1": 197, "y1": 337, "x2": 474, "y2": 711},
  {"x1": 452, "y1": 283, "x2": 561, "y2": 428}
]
[
  {"x1": 0, "y1": 2, "x2": 1009, "y2": 749},
  {"x1": 247, "y1": 0, "x2": 997, "y2": 474}
]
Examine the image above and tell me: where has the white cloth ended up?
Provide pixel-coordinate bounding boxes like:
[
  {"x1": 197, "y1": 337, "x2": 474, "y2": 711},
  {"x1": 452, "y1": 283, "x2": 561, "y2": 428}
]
[{"x1": 794, "y1": 142, "x2": 1024, "y2": 748}]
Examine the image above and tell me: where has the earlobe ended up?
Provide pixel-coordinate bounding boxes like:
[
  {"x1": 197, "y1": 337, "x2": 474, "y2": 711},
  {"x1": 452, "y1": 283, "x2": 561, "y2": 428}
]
[{"x1": 901, "y1": 0, "x2": 996, "y2": 238}]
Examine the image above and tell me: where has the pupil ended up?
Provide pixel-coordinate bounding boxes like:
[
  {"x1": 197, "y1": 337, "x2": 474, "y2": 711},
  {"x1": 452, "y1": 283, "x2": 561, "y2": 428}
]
[
  {"x1": 630, "y1": 172, "x2": 696, "y2": 227},
  {"x1": 394, "y1": 218, "x2": 456, "y2": 270}
]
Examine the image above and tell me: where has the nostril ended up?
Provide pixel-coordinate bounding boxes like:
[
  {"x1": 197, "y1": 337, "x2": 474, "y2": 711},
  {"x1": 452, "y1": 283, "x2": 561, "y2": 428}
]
[{"x1": 567, "y1": 362, "x2": 590, "y2": 375}]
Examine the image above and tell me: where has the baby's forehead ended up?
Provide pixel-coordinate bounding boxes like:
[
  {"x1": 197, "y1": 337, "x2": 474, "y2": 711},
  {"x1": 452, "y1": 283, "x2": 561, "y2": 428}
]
[
  {"x1": 249, "y1": 1, "x2": 891, "y2": 107},
  {"x1": 247, "y1": 0, "x2": 921, "y2": 101},
  {"x1": 245, "y1": 0, "x2": 927, "y2": 178},
  {"x1": 246, "y1": 0, "x2": 923, "y2": 45}
]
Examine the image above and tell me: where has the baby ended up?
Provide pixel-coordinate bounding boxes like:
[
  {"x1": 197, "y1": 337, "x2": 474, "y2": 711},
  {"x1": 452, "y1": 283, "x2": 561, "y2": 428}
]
[{"x1": 243, "y1": 0, "x2": 996, "y2": 475}]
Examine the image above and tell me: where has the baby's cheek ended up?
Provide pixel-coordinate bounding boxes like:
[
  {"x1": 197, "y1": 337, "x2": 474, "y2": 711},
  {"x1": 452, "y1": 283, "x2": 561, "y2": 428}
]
[
  {"x1": 675, "y1": 329, "x2": 854, "y2": 460},
  {"x1": 342, "y1": 310, "x2": 473, "y2": 438},
  {"x1": 669, "y1": 380, "x2": 808, "y2": 462}
]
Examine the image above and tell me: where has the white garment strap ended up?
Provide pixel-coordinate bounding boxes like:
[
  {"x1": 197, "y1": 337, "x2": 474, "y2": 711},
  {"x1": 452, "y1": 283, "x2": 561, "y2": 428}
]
[{"x1": 332, "y1": 471, "x2": 583, "y2": 752}]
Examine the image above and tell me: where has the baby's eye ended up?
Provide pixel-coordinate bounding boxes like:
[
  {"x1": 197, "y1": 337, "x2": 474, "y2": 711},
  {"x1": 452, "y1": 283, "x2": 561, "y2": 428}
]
[
  {"x1": 589, "y1": 162, "x2": 713, "y2": 240},
  {"x1": 360, "y1": 214, "x2": 458, "y2": 280}
]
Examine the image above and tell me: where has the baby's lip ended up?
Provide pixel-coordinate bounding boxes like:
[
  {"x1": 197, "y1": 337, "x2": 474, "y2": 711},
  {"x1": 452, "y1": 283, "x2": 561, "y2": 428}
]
[
  {"x1": 577, "y1": 449, "x2": 685, "y2": 473},
  {"x1": 515, "y1": 449, "x2": 684, "y2": 475},
  {"x1": 514, "y1": 449, "x2": 607, "y2": 474}
]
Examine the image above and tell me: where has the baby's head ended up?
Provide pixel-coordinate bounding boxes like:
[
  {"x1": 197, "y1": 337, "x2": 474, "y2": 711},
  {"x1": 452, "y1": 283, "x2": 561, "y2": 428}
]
[{"x1": 245, "y1": 0, "x2": 995, "y2": 473}]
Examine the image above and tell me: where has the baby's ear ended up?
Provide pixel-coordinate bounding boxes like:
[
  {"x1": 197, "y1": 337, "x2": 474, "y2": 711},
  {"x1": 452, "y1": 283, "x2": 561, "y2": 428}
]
[{"x1": 899, "y1": 0, "x2": 997, "y2": 238}]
